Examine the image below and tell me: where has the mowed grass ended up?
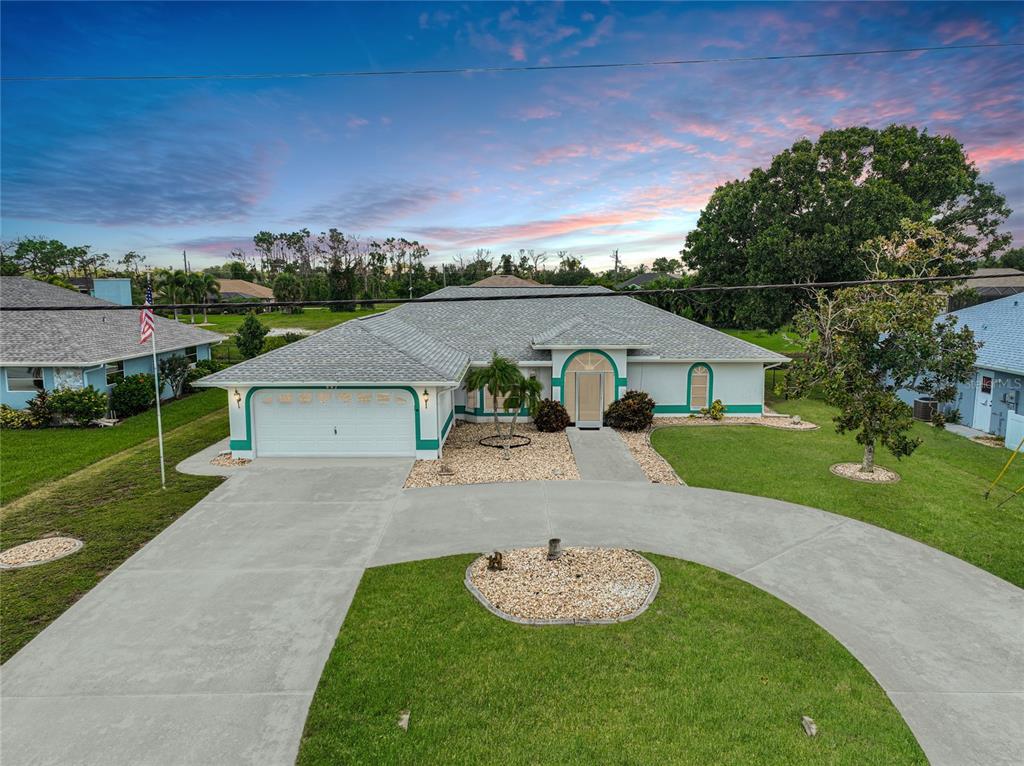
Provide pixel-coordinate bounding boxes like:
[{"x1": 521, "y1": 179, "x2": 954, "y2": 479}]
[
  {"x1": 720, "y1": 328, "x2": 805, "y2": 354},
  {"x1": 0, "y1": 410, "x2": 227, "y2": 662},
  {"x1": 180, "y1": 305, "x2": 392, "y2": 333},
  {"x1": 0, "y1": 388, "x2": 224, "y2": 505},
  {"x1": 298, "y1": 555, "x2": 925, "y2": 765},
  {"x1": 652, "y1": 397, "x2": 1024, "y2": 587}
]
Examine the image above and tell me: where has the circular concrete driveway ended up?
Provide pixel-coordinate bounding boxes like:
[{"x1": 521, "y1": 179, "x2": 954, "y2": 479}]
[{"x1": 374, "y1": 480, "x2": 1024, "y2": 766}]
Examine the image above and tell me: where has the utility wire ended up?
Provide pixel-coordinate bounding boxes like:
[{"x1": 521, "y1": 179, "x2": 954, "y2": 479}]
[
  {"x1": 2, "y1": 43, "x2": 1020, "y2": 82},
  {"x1": 0, "y1": 272, "x2": 991, "y2": 312}
]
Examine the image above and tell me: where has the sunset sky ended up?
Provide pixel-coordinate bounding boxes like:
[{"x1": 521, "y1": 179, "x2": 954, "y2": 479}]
[{"x1": 2, "y1": 1, "x2": 1022, "y2": 270}]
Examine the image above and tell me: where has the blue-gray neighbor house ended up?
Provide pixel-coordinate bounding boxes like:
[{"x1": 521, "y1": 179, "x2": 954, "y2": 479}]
[
  {"x1": 924, "y1": 293, "x2": 1023, "y2": 438},
  {"x1": 0, "y1": 276, "x2": 224, "y2": 410}
]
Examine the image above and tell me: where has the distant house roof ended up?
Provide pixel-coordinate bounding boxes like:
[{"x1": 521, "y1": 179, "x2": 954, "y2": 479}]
[
  {"x1": 967, "y1": 268, "x2": 1024, "y2": 295},
  {"x1": 216, "y1": 279, "x2": 274, "y2": 300},
  {"x1": 471, "y1": 274, "x2": 541, "y2": 287},
  {"x1": 945, "y1": 293, "x2": 1024, "y2": 376},
  {"x1": 0, "y1": 276, "x2": 225, "y2": 366},
  {"x1": 199, "y1": 284, "x2": 785, "y2": 387},
  {"x1": 616, "y1": 272, "x2": 682, "y2": 289}
]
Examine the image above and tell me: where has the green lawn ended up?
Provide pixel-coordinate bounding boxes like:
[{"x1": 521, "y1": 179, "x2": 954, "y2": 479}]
[
  {"x1": 298, "y1": 555, "x2": 925, "y2": 765},
  {"x1": 720, "y1": 328, "x2": 804, "y2": 354},
  {"x1": 0, "y1": 389, "x2": 225, "y2": 505},
  {"x1": 0, "y1": 410, "x2": 227, "y2": 662},
  {"x1": 652, "y1": 397, "x2": 1024, "y2": 587},
  {"x1": 180, "y1": 305, "x2": 392, "y2": 334}
]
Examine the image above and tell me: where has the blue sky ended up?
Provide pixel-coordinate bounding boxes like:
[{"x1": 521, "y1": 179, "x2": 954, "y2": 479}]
[{"x1": 2, "y1": 1, "x2": 1022, "y2": 270}]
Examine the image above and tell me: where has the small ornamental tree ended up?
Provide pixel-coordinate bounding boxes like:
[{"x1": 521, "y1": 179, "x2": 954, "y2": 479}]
[
  {"x1": 465, "y1": 352, "x2": 523, "y2": 439},
  {"x1": 158, "y1": 355, "x2": 191, "y2": 399},
  {"x1": 236, "y1": 312, "x2": 268, "y2": 359},
  {"x1": 787, "y1": 220, "x2": 978, "y2": 473}
]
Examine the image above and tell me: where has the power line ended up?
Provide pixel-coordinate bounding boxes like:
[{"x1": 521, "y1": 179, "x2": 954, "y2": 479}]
[
  {"x1": 2, "y1": 43, "x2": 1020, "y2": 83},
  {"x1": 0, "y1": 272, "x2": 992, "y2": 312}
]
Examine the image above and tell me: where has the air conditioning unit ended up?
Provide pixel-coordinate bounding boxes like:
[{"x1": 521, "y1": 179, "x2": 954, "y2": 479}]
[{"x1": 913, "y1": 398, "x2": 938, "y2": 422}]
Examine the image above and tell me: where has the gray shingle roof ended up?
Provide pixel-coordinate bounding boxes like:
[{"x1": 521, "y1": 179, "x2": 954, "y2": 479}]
[
  {"x1": 945, "y1": 294, "x2": 1024, "y2": 375},
  {"x1": 199, "y1": 284, "x2": 785, "y2": 386},
  {"x1": 0, "y1": 276, "x2": 225, "y2": 365}
]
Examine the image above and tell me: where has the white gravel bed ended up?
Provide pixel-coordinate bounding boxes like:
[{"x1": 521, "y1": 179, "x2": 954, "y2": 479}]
[
  {"x1": 467, "y1": 546, "x2": 659, "y2": 624},
  {"x1": 0, "y1": 537, "x2": 83, "y2": 569},
  {"x1": 653, "y1": 415, "x2": 818, "y2": 430},
  {"x1": 615, "y1": 429, "x2": 683, "y2": 485},
  {"x1": 829, "y1": 462, "x2": 901, "y2": 483},
  {"x1": 404, "y1": 422, "x2": 579, "y2": 488}
]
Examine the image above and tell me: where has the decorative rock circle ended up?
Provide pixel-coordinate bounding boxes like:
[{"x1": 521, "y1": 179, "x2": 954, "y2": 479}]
[
  {"x1": 465, "y1": 546, "x2": 660, "y2": 625},
  {"x1": 829, "y1": 462, "x2": 900, "y2": 484},
  {"x1": 0, "y1": 537, "x2": 84, "y2": 569},
  {"x1": 477, "y1": 434, "x2": 532, "y2": 449}
]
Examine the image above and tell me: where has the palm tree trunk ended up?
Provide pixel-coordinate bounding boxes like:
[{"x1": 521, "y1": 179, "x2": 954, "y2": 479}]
[
  {"x1": 492, "y1": 391, "x2": 500, "y2": 439},
  {"x1": 860, "y1": 442, "x2": 875, "y2": 473}
]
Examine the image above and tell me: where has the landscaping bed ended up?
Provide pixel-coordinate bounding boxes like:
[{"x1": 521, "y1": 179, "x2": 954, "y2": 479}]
[
  {"x1": 404, "y1": 422, "x2": 579, "y2": 488},
  {"x1": 297, "y1": 555, "x2": 925, "y2": 765},
  {"x1": 615, "y1": 429, "x2": 683, "y2": 485}
]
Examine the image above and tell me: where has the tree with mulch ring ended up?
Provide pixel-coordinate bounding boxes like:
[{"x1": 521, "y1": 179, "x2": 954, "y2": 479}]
[
  {"x1": 466, "y1": 352, "x2": 542, "y2": 458},
  {"x1": 297, "y1": 555, "x2": 925, "y2": 765}
]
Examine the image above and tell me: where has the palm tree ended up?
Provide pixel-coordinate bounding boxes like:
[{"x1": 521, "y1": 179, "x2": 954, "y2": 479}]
[
  {"x1": 155, "y1": 269, "x2": 188, "y2": 320},
  {"x1": 503, "y1": 374, "x2": 543, "y2": 443},
  {"x1": 465, "y1": 352, "x2": 522, "y2": 440},
  {"x1": 184, "y1": 272, "x2": 219, "y2": 323},
  {"x1": 194, "y1": 273, "x2": 220, "y2": 323}
]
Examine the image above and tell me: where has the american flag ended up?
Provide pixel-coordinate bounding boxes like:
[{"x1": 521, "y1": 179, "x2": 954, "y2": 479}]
[{"x1": 139, "y1": 282, "x2": 155, "y2": 344}]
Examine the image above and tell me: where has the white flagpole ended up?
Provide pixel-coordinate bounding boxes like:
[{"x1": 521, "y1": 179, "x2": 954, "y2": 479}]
[{"x1": 148, "y1": 294, "x2": 167, "y2": 490}]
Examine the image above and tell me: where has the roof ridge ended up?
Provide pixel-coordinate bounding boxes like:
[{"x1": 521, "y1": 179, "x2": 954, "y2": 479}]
[{"x1": 358, "y1": 314, "x2": 467, "y2": 380}]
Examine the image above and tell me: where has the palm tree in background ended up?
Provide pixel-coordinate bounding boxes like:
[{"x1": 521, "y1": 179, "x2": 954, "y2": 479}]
[
  {"x1": 194, "y1": 273, "x2": 220, "y2": 323},
  {"x1": 155, "y1": 269, "x2": 188, "y2": 320}
]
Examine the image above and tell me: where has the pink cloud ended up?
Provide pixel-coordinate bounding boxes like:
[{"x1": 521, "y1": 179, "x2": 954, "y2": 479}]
[
  {"x1": 346, "y1": 116, "x2": 369, "y2": 129},
  {"x1": 532, "y1": 144, "x2": 593, "y2": 165},
  {"x1": 518, "y1": 105, "x2": 560, "y2": 121},
  {"x1": 930, "y1": 109, "x2": 962, "y2": 121},
  {"x1": 508, "y1": 42, "x2": 527, "y2": 62},
  {"x1": 936, "y1": 19, "x2": 992, "y2": 44},
  {"x1": 969, "y1": 142, "x2": 1024, "y2": 170}
]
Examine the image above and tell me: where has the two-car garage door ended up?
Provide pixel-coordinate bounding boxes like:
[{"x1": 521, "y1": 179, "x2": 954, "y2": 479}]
[{"x1": 252, "y1": 388, "x2": 416, "y2": 457}]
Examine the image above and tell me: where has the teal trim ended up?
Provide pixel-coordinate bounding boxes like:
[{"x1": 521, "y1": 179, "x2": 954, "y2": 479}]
[
  {"x1": 551, "y1": 376, "x2": 563, "y2": 388},
  {"x1": 727, "y1": 404, "x2": 763, "y2": 414},
  {"x1": 232, "y1": 385, "x2": 429, "y2": 453},
  {"x1": 441, "y1": 407, "x2": 454, "y2": 439},
  {"x1": 616, "y1": 376, "x2": 628, "y2": 387},
  {"x1": 686, "y1": 363, "x2": 714, "y2": 410},
  {"x1": 651, "y1": 403, "x2": 762, "y2": 415},
  {"x1": 653, "y1": 404, "x2": 693, "y2": 414},
  {"x1": 454, "y1": 404, "x2": 466, "y2": 414},
  {"x1": 558, "y1": 349, "x2": 621, "y2": 406},
  {"x1": 475, "y1": 386, "x2": 527, "y2": 416}
]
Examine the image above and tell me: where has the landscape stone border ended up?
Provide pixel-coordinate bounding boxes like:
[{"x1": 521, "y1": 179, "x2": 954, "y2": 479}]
[
  {"x1": 464, "y1": 551, "x2": 661, "y2": 626},
  {"x1": 0, "y1": 537, "x2": 84, "y2": 570},
  {"x1": 829, "y1": 462, "x2": 901, "y2": 484}
]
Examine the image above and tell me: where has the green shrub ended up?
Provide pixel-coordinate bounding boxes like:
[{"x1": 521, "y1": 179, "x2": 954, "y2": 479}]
[
  {"x1": 700, "y1": 399, "x2": 727, "y2": 420},
  {"x1": 534, "y1": 398, "x2": 571, "y2": 432},
  {"x1": 235, "y1": 312, "x2": 268, "y2": 359},
  {"x1": 604, "y1": 390, "x2": 655, "y2": 431},
  {"x1": 111, "y1": 374, "x2": 156, "y2": 418},
  {"x1": 26, "y1": 389, "x2": 54, "y2": 427},
  {"x1": 49, "y1": 386, "x2": 108, "y2": 426},
  {"x1": 185, "y1": 359, "x2": 226, "y2": 392},
  {"x1": 0, "y1": 404, "x2": 35, "y2": 429},
  {"x1": 262, "y1": 332, "x2": 307, "y2": 353},
  {"x1": 158, "y1": 355, "x2": 191, "y2": 398}
]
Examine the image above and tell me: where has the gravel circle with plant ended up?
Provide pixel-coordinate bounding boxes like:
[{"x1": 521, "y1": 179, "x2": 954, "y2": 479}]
[
  {"x1": 467, "y1": 546, "x2": 658, "y2": 623},
  {"x1": 829, "y1": 462, "x2": 901, "y2": 483},
  {"x1": 0, "y1": 537, "x2": 83, "y2": 569}
]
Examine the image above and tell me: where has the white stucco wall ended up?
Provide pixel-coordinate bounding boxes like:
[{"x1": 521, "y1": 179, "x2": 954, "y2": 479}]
[{"x1": 627, "y1": 361, "x2": 765, "y2": 415}]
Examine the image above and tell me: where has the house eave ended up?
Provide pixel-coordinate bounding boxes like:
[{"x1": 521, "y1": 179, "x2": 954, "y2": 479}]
[
  {"x1": 626, "y1": 356, "x2": 789, "y2": 364},
  {"x1": 531, "y1": 343, "x2": 653, "y2": 351},
  {"x1": 1, "y1": 337, "x2": 227, "y2": 369},
  {"x1": 192, "y1": 379, "x2": 463, "y2": 389}
]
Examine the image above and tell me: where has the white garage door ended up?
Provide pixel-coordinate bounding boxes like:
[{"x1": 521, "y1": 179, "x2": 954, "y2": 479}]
[{"x1": 253, "y1": 388, "x2": 416, "y2": 457}]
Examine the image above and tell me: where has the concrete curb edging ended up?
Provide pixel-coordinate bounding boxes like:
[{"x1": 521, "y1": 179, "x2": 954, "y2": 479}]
[{"x1": 463, "y1": 551, "x2": 661, "y2": 626}]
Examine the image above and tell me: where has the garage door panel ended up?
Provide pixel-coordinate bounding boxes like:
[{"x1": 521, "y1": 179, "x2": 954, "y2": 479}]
[{"x1": 253, "y1": 388, "x2": 415, "y2": 457}]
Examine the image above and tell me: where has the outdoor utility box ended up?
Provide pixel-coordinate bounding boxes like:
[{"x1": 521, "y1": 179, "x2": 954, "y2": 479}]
[{"x1": 913, "y1": 398, "x2": 938, "y2": 422}]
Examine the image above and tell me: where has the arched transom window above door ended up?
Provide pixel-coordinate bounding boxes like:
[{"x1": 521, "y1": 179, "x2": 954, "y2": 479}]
[
  {"x1": 689, "y1": 364, "x2": 711, "y2": 410},
  {"x1": 564, "y1": 351, "x2": 616, "y2": 425}
]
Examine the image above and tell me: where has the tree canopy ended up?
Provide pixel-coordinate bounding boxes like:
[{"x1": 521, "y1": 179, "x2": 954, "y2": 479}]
[{"x1": 683, "y1": 124, "x2": 1012, "y2": 329}]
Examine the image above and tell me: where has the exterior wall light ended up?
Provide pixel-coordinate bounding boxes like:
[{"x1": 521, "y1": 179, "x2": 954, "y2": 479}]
[
  {"x1": 233, "y1": 389, "x2": 242, "y2": 408},
  {"x1": 422, "y1": 388, "x2": 430, "y2": 409}
]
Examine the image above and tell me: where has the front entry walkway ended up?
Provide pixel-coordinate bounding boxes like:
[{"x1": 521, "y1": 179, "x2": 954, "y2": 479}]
[{"x1": 566, "y1": 427, "x2": 647, "y2": 482}]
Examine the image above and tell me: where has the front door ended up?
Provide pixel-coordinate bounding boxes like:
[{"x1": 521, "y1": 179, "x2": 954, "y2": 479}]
[
  {"x1": 576, "y1": 372, "x2": 604, "y2": 428},
  {"x1": 972, "y1": 371, "x2": 994, "y2": 432}
]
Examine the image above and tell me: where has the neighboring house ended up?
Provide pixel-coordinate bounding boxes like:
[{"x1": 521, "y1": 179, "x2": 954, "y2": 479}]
[
  {"x1": 940, "y1": 295, "x2": 1023, "y2": 437},
  {"x1": 68, "y1": 277, "x2": 134, "y2": 306},
  {"x1": 215, "y1": 279, "x2": 275, "y2": 302},
  {"x1": 470, "y1": 274, "x2": 541, "y2": 287},
  {"x1": 947, "y1": 268, "x2": 1024, "y2": 311},
  {"x1": 197, "y1": 284, "x2": 787, "y2": 459},
  {"x1": 0, "y1": 277, "x2": 225, "y2": 409},
  {"x1": 616, "y1": 272, "x2": 682, "y2": 289}
]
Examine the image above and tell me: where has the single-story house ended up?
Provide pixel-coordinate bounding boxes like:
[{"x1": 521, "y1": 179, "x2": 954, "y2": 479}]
[
  {"x1": 616, "y1": 272, "x2": 683, "y2": 289},
  {"x1": 947, "y1": 267, "x2": 1024, "y2": 311},
  {"x1": 470, "y1": 274, "x2": 541, "y2": 287},
  {"x1": 215, "y1": 279, "x2": 275, "y2": 302},
  {"x1": 921, "y1": 294, "x2": 1022, "y2": 437},
  {"x1": 0, "y1": 276, "x2": 225, "y2": 409},
  {"x1": 196, "y1": 284, "x2": 787, "y2": 459}
]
